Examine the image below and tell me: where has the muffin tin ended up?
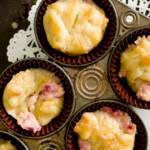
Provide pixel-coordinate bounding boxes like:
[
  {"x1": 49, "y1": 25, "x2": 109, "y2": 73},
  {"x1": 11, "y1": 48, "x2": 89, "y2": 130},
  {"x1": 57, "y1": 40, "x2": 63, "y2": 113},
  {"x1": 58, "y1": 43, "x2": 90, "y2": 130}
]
[{"x1": 0, "y1": 0, "x2": 150, "y2": 149}]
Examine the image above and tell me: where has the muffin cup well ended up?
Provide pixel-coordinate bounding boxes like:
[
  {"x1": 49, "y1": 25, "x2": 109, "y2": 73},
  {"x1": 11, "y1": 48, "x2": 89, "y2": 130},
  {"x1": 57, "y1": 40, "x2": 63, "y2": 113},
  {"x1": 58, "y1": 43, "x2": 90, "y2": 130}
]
[
  {"x1": 108, "y1": 26, "x2": 150, "y2": 109},
  {"x1": 65, "y1": 99, "x2": 148, "y2": 150},
  {"x1": 0, "y1": 131, "x2": 29, "y2": 150},
  {"x1": 34, "y1": 0, "x2": 119, "y2": 67},
  {"x1": 0, "y1": 58, "x2": 75, "y2": 138}
]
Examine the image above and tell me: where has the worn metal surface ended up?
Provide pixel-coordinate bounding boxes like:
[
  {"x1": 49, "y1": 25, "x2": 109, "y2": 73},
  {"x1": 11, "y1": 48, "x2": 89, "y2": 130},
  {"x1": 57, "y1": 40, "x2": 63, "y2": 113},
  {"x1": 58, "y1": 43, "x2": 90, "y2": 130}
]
[{"x1": 0, "y1": 0, "x2": 150, "y2": 149}]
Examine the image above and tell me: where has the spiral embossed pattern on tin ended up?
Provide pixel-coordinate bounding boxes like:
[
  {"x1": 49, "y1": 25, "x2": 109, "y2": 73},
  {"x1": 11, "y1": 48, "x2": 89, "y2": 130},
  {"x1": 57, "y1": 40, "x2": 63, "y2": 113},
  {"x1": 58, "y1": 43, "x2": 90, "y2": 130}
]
[
  {"x1": 108, "y1": 26, "x2": 150, "y2": 109},
  {"x1": 65, "y1": 100, "x2": 147, "y2": 150},
  {"x1": 0, "y1": 58, "x2": 75, "y2": 138},
  {"x1": 34, "y1": 0, "x2": 118, "y2": 67}
]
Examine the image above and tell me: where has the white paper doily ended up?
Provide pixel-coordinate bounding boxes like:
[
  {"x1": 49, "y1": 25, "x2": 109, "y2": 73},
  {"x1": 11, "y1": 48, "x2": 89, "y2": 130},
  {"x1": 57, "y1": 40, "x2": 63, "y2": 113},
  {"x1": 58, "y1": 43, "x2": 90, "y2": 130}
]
[
  {"x1": 7, "y1": 0, "x2": 150, "y2": 63},
  {"x1": 7, "y1": 0, "x2": 48, "y2": 63}
]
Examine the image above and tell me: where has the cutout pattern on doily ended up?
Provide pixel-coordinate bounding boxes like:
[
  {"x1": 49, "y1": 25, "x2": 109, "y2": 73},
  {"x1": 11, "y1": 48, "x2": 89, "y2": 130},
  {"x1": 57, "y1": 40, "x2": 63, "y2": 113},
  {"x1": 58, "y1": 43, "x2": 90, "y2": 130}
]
[
  {"x1": 7, "y1": 0, "x2": 48, "y2": 63},
  {"x1": 120, "y1": 0, "x2": 150, "y2": 18},
  {"x1": 7, "y1": 0, "x2": 150, "y2": 63}
]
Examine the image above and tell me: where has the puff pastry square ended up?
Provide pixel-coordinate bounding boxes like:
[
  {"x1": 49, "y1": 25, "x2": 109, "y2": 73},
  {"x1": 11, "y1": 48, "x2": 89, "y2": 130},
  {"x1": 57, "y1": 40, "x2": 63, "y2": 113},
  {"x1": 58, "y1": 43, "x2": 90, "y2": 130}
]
[
  {"x1": 43, "y1": 0, "x2": 109, "y2": 55},
  {"x1": 74, "y1": 107, "x2": 136, "y2": 150},
  {"x1": 3, "y1": 69, "x2": 64, "y2": 133}
]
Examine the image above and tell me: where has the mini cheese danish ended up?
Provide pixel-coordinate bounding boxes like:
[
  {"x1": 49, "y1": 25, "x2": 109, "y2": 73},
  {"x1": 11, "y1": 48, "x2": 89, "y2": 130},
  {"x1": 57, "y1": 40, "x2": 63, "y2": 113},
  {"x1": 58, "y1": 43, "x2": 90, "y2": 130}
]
[
  {"x1": 3, "y1": 68, "x2": 64, "y2": 133},
  {"x1": 74, "y1": 107, "x2": 136, "y2": 150},
  {"x1": 43, "y1": 0, "x2": 109, "y2": 55},
  {"x1": 119, "y1": 35, "x2": 150, "y2": 101}
]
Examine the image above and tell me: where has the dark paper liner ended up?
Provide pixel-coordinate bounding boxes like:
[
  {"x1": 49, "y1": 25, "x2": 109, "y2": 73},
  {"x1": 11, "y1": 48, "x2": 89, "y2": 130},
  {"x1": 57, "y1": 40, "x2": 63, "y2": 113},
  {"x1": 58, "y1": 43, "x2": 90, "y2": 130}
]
[
  {"x1": 108, "y1": 26, "x2": 150, "y2": 109},
  {"x1": 0, "y1": 131, "x2": 29, "y2": 150},
  {"x1": 0, "y1": 58, "x2": 75, "y2": 138},
  {"x1": 34, "y1": 0, "x2": 119, "y2": 67},
  {"x1": 65, "y1": 99, "x2": 147, "y2": 150}
]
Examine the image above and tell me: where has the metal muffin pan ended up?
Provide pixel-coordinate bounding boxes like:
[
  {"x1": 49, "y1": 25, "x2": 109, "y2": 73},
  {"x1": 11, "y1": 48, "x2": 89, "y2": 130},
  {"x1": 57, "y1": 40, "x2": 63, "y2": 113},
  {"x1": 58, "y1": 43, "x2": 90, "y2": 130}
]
[{"x1": 0, "y1": 0, "x2": 150, "y2": 149}]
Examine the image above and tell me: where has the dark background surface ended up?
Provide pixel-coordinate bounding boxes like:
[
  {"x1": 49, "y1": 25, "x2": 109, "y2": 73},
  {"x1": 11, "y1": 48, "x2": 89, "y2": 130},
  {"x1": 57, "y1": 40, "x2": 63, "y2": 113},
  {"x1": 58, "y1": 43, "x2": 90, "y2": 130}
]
[{"x1": 0, "y1": 0, "x2": 36, "y2": 73}]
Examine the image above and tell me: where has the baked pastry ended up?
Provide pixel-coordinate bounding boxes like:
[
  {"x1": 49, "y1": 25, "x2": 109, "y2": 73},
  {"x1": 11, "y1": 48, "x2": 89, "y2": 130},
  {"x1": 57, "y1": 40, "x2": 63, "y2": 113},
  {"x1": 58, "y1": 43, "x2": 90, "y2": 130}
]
[
  {"x1": 74, "y1": 107, "x2": 136, "y2": 150},
  {"x1": 0, "y1": 141, "x2": 16, "y2": 150},
  {"x1": 119, "y1": 35, "x2": 150, "y2": 101},
  {"x1": 3, "y1": 69, "x2": 64, "y2": 133},
  {"x1": 43, "y1": 0, "x2": 109, "y2": 55}
]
